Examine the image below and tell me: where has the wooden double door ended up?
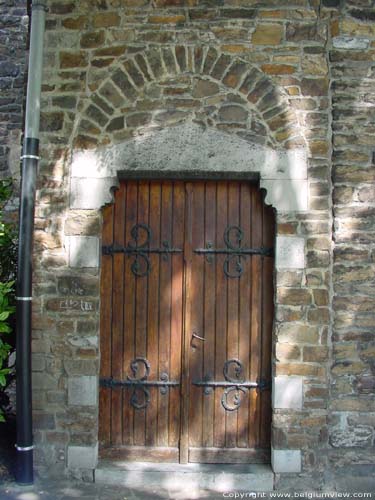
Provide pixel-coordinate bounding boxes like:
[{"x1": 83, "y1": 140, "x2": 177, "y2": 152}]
[{"x1": 99, "y1": 179, "x2": 275, "y2": 464}]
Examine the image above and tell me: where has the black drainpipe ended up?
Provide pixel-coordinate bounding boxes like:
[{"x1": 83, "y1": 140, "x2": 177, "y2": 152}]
[{"x1": 16, "y1": 0, "x2": 47, "y2": 485}]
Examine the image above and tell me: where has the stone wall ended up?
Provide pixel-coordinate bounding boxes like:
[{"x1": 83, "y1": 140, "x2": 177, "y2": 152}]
[
  {"x1": 0, "y1": 0, "x2": 28, "y2": 178},
  {"x1": 14, "y1": 0, "x2": 375, "y2": 492},
  {"x1": 330, "y1": 0, "x2": 375, "y2": 492}
]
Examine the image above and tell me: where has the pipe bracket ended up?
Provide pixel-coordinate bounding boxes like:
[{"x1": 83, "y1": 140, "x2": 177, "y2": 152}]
[{"x1": 15, "y1": 445, "x2": 34, "y2": 451}]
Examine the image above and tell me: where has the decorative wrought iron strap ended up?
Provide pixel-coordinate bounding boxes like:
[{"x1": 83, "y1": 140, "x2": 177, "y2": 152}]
[
  {"x1": 192, "y1": 359, "x2": 270, "y2": 412},
  {"x1": 194, "y1": 225, "x2": 273, "y2": 278},
  {"x1": 100, "y1": 357, "x2": 179, "y2": 410},
  {"x1": 102, "y1": 223, "x2": 182, "y2": 277}
]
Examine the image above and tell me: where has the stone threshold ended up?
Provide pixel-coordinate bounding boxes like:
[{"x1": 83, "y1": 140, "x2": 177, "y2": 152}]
[{"x1": 94, "y1": 460, "x2": 274, "y2": 492}]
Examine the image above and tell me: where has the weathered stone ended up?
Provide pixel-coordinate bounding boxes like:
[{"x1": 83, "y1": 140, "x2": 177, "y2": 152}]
[
  {"x1": 62, "y1": 17, "x2": 88, "y2": 30},
  {"x1": 276, "y1": 344, "x2": 301, "y2": 361},
  {"x1": 124, "y1": 59, "x2": 145, "y2": 87},
  {"x1": 57, "y1": 276, "x2": 98, "y2": 297},
  {"x1": 303, "y1": 346, "x2": 329, "y2": 362},
  {"x1": 112, "y1": 69, "x2": 137, "y2": 99},
  {"x1": 278, "y1": 288, "x2": 312, "y2": 306},
  {"x1": 202, "y1": 47, "x2": 219, "y2": 74},
  {"x1": 84, "y1": 104, "x2": 108, "y2": 128},
  {"x1": 162, "y1": 47, "x2": 178, "y2": 75},
  {"x1": 262, "y1": 64, "x2": 296, "y2": 75},
  {"x1": 106, "y1": 116, "x2": 124, "y2": 132},
  {"x1": 39, "y1": 112, "x2": 64, "y2": 132},
  {"x1": 94, "y1": 45, "x2": 127, "y2": 57},
  {"x1": 126, "y1": 112, "x2": 152, "y2": 127},
  {"x1": 210, "y1": 54, "x2": 232, "y2": 80},
  {"x1": 154, "y1": 110, "x2": 188, "y2": 124},
  {"x1": 218, "y1": 104, "x2": 248, "y2": 122},
  {"x1": 52, "y1": 96, "x2": 77, "y2": 110},
  {"x1": 276, "y1": 363, "x2": 325, "y2": 377},
  {"x1": 222, "y1": 61, "x2": 248, "y2": 88},
  {"x1": 93, "y1": 11, "x2": 121, "y2": 27},
  {"x1": 301, "y1": 78, "x2": 329, "y2": 96},
  {"x1": 80, "y1": 31, "x2": 105, "y2": 49},
  {"x1": 277, "y1": 323, "x2": 319, "y2": 344},
  {"x1": 146, "y1": 48, "x2": 164, "y2": 79},
  {"x1": 286, "y1": 23, "x2": 319, "y2": 42},
  {"x1": 330, "y1": 426, "x2": 373, "y2": 448},
  {"x1": 60, "y1": 51, "x2": 88, "y2": 68},
  {"x1": 252, "y1": 24, "x2": 284, "y2": 45},
  {"x1": 192, "y1": 79, "x2": 220, "y2": 98},
  {"x1": 99, "y1": 81, "x2": 124, "y2": 107},
  {"x1": 175, "y1": 46, "x2": 186, "y2": 72}
]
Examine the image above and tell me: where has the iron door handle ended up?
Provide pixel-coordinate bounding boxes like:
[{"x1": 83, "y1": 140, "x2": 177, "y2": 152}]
[{"x1": 191, "y1": 332, "x2": 206, "y2": 347}]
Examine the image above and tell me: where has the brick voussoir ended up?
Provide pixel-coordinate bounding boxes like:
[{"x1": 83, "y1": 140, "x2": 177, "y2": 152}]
[
  {"x1": 175, "y1": 46, "x2": 187, "y2": 73},
  {"x1": 144, "y1": 47, "x2": 164, "y2": 79},
  {"x1": 210, "y1": 53, "x2": 232, "y2": 81},
  {"x1": 202, "y1": 46, "x2": 220, "y2": 75},
  {"x1": 222, "y1": 59, "x2": 249, "y2": 89},
  {"x1": 134, "y1": 53, "x2": 154, "y2": 81},
  {"x1": 123, "y1": 59, "x2": 146, "y2": 88},
  {"x1": 112, "y1": 68, "x2": 137, "y2": 100},
  {"x1": 161, "y1": 46, "x2": 179, "y2": 75}
]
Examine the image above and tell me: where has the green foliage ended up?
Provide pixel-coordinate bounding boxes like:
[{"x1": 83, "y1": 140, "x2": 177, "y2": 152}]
[
  {"x1": 0, "y1": 180, "x2": 17, "y2": 422},
  {"x1": 0, "y1": 179, "x2": 17, "y2": 282}
]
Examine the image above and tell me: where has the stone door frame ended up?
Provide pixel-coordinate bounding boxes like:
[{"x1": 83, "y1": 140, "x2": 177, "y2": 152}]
[{"x1": 65, "y1": 123, "x2": 308, "y2": 475}]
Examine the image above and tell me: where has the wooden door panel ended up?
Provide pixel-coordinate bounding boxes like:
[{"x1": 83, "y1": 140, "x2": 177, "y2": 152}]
[
  {"x1": 187, "y1": 181, "x2": 273, "y2": 463},
  {"x1": 99, "y1": 181, "x2": 184, "y2": 460},
  {"x1": 99, "y1": 179, "x2": 274, "y2": 464}
]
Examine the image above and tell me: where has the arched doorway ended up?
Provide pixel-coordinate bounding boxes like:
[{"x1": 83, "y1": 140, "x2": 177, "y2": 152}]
[{"x1": 99, "y1": 178, "x2": 275, "y2": 464}]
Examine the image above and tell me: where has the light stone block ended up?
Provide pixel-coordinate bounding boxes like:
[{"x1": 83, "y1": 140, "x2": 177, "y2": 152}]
[
  {"x1": 68, "y1": 444, "x2": 98, "y2": 469},
  {"x1": 260, "y1": 179, "x2": 308, "y2": 212},
  {"x1": 276, "y1": 236, "x2": 305, "y2": 269},
  {"x1": 273, "y1": 376, "x2": 303, "y2": 409},
  {"x1": 271, "y1": 448, "x2": 301, "y2": 473},
  {"x1": 67, "y1": 236, "x2": 99, "y2": 268},
  {"x1": 70, "y1": 177, "x2": 117, "y2": 209},
  {"x1": 332, "y1": 36, "x2": 369, "y2": 50},
  {"x1": 68, "y1": 376, "x2": 97, "y2": 406}
]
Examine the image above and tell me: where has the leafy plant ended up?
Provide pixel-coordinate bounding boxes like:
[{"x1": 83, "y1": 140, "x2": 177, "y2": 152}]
[
  {"x1": 0, "y1": 179, "x2": 17, "y2": 282},
  {"x1": 0, "y1": 281, "x2": 15, "y2": 421},
  {"x1": 0, "y1": 180, "x2": 17, "y2": 422}
]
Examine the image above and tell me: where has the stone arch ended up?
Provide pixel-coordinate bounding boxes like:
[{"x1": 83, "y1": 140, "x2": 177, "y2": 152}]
[{"x1": 73, "y1": 46, "x2": 305, "y2": 152}]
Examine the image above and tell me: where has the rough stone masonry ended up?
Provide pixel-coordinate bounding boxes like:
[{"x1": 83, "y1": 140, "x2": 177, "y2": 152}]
[{"x1": 1, "y1": 0, "x2": 374, "y2": 493}]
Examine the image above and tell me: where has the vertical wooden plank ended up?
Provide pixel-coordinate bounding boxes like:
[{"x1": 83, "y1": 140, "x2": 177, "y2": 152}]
[
  {"x1": 180, "y1": 182, "x2": 193, "y2": 463},
  {"x1": 122, "y1": 181, "x2": 138, "y2": 446},
  {"x1": 111, "y1": 184, "x2": 126, "y2": 446},
  {"x1": 188, "y1": 181, "x2": 205, "y2": 451},
  {"x1": 169, "y1": 181, "x2": 184, "y2": 447},
  {"x1": 158, "y1": 181, "x2": 173, "y2": 446},
  {"x1": 134, "y1": 181, "x2": 150, "y2": 446},
  {"x1": 146, "y1": 181, "x2": 161, "y2": 446},
  {"x1": 99, "y1": 203, "x2": 114, "y2": 448},
  {"x1": 237, "y1": 183, "x2": 251, "y2": 448},
  {"x1": 214, "y1": 181, "x2": 227, "y2": 449},
  {"x1": 202, "y1": 181, "x2": 216, "y2": 448},
  {"x1": 260, "y1": 201, "x2": 274, "y2": 448},
  {"x1": 249, "y1": 187, "x2": 262, "y2": 448},
  {"x1": 226, "y1": 181, "x2": 240, "y2": 448}
]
